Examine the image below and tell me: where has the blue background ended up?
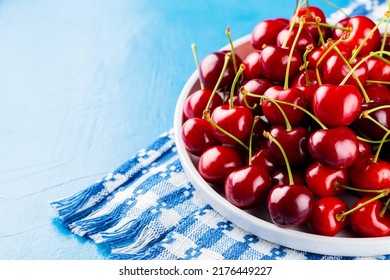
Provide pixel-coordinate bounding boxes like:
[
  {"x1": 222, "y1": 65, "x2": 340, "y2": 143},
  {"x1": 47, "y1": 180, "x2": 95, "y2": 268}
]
[{"x1": 0, "y1": 0, "x2": 349, "y2": 259}]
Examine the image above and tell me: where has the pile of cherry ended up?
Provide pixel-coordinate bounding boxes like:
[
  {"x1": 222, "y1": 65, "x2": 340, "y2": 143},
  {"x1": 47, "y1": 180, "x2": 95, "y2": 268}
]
[{"x1": 181, "y1": 2, "x2": 390, "y2": 238}]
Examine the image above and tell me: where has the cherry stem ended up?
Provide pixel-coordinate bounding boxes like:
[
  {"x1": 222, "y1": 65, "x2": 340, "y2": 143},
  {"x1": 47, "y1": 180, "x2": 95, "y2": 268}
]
[
  {"x1": 363, "y1": 104, "x2": 390, "y2": 115},
  {"x1": 248, "y1": 116, "x2": 260, "y2": 165},
  {"x1": 284, "y1": 16, "x2": 306, "y2": 90},
  {"x1": 336, "y1": 191, "x2": 390, "y2": 221},
  {"x1": 372, "y1": 128, "x2": 390, "y2": 164},
  {"x1": 203, "y1": 110, "x2": 249, "y2": 151},
  {"x1": 226, "y1": 27, "x2": 238, "y2": 74},
  {"x1": 263, "y1": 130, "x2": 295, "y2": 185},
  {"x1": 305, "y1": 21, "x2": 351, "y2": 32},
  {"x1": 300, "y1": 44, "x2": 314, "y2": 86},
  {"x1": 229, "y1": 64, "x2": 245, "y2": 109},
  {"x1": 334, "y1": 181, "x2": 385, "y2": 194},
  {"x1": 315, "y1": 16, "x2": 326, "y2": 46},
  {"x1": 357, "y1": 135, "x2": 390, "y2": 144},
  {"x1": 283, "y1": 0, "x2": 304, "y2": 49},
  {"x1": 204, "y1": 52, "x2": 231, "y2": 112},
  {"x1": 380, "y1": 13, "x2": 390, "y2": 56},
  {"x1": 366, "y1": 79, "x2": 390, "y2": 85},
  {"x1": 191, "y1": 43, "x2": 204, "y2": 90},
  {"x1": 380, "y1": 197, "x2": 390, "y2": 217},
  {"x1": 321, "y1": 0, "x2": 349, "y2": 18}
]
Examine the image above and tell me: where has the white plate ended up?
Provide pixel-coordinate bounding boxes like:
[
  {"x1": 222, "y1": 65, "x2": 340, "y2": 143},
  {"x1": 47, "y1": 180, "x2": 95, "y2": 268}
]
[{"x1": 173, "y1": 34, "x2": 390, "y2": 257}]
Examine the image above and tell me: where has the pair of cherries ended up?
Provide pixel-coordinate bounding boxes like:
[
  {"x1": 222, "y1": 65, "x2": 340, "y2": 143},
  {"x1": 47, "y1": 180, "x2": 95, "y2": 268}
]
[{"x1": 181, "y1": 1, "x2": 390, "y2": 238}]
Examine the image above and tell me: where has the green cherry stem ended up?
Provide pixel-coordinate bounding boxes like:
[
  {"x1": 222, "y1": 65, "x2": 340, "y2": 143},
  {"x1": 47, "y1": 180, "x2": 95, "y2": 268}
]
[
  {"x1": 284, "y1": 15, "x2": 306, "y2": 90},
  {"x1": 226, "y1": 27, "x2": 238, "y2": 74},
  {"x1": 380, "y1": 197, "x2": 390, "y2": 217},
  {"x1": 248, "y1": 116, "x2": 260, "y2": 165},
  {"x1": 191, "y1": 43, "x2": 204, "y2": 90},
  {"x1": 372, "y1": 128, "x2": 390, "y2": 164},
  {"x1": 263, "y1": 131, "x2": 295, "y2": 185},
  {"x1": 204, "y1": 52, "x2": 231, "y2": 112},
  {"x1": 283, "y1": 0, "x2": 304, "y2": 49},
  {"x1": 229, "y1": 64, "x2": 245, "y2": 109},
  {"x1": 301, "y1": 44, "x2": 315, "y2": 86}
]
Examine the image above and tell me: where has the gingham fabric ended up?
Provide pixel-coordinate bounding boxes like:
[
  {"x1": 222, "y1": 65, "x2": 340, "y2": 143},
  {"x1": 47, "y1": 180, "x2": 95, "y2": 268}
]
[{"x1": 50, "y1": 0, "x2": 390, "y2": 260}]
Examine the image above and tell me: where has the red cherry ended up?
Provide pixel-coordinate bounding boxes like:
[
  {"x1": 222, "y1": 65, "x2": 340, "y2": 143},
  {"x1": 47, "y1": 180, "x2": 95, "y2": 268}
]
[
  {"x1": 322, "y1": 54, "x2": 368, "y2": 88},
  {"x1": 181, "y1": 118, "x2": 220, "y2": 156},
  {"x1": 305, "y1": 161, "x2": 348, "y2": 197},
  {"x1": 364, "y1": 83, "x2": 390, "y2": 101},
  {"x1": 307, "y1": 43, "x2": 351, "y2": 72},
  {"x1": 333, "y1": 15, "x2": 382, "y2": 56},
  {"x1": 198, "y1": 145, "x2": 243, "y2": 185},
  {"x1": 250, "y1": 146, "x2": 278, "y2": 174},
  {"x1": 262, "y1": 86, "x2": 307, "y2": 127},
  {"x1": 349, "y1": 154, "x2": 390, "y2": 193},
  {"x1": 267, "y1": 126, "x2": 310, "y2": 166},
  {"x1": 276, "y1": 26, "x2": 316, "y2": 54},
  {"x1": 350, "y1": 197, "x2": 390, "y2": 237},
  {"x1": 354, "y1": 98, "x2": 390, "y2": 140},
  {"x1": 267, "y1": 184, "x2": 314, "y2": 227},
  {"x1": 312, "y1": 84, "x2": 362, "y2": 127},
  {"x1": 366, "y1": 57, "x2": 390, "y2": 84},
  {"x1": 251, "y1": 19, "x2": 288, "y2": 50},
  {"x1": 272, "y1": 167, "x2": 306, "y2": 186},
  {"x1": 183, "y1": 88, "x2": 223, "y2": 119},
  {"x1": 224, "y1": 165, "x2": 272, "y2": 209},
  {"x1": 307, "y1": 196, "x2": 349, "y2": 236},
  {"x1": 308, "y1": 126, "x2": 359, "y2": 169},
  {"x1": 296, "y1": 6, "x2": 327, "y2": 41},
  {"x1": 242, "y1": 50, "x2": 263, "y2": 80},
  {"x1": 238, "y1": 78, "x2": 273, "y2": 115},
  {"x1": 199, "y1": 51, "x2": 241, "y2": 90},
  {"x1": 259, "y1": 45, "x2": 302, "y2": 83},
  {"x1": 210, "y1": 104, "x2": 254, "y2": 145}
]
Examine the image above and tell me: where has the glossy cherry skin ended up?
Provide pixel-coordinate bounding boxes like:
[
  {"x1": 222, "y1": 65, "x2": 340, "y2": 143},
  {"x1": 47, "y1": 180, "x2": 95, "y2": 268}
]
[
  {"x1": 199, "y1": 51, "x2": 241, "y2": 90},
  {"x1": 350, "y1": 197, "x2": 390, "y2": 237},
  {"x1": 259, "y1": 45, "x2": 302, "y2": 84},
  {"x1": 307, "y1": 43, "x2": 351, "y2": 72},
  {"x1": 267, "y1": 126, "x2": 310, "y2": 166},
  {"x1": 322, "y1": 54, "x2": 368, "y2": 88},
  {"x1": 364, "y1": 83, "x2": 390, "y2": 101},
  {"x1": 354, "y1": 98, "x2": 390, "y2": 140},
  {"x1": 210, "y1": 104, "x2": 253, "y2": 145},
  {"x1": 250, "y1": 146, "x2": 278, "y2": 174},
  {"x1": 238, "y1": 78, "x2": 273, "y2": 115},
  {"x1": 307, "y1": 197, "x2": 349, "y2": 236},
  {"x1": 242, "y1": 50, "x2": 263, "y2": 80},
  {"x1": 251, "y1": 19, "x2": 288, "y2": 50},
  {"x1": 276, "y1": 26, "x2": 315, "y2": 54},
  {"x1": 183, "y1": 88, "x2": 223, "y2": 119},
  {"x1": 305, "y1": 162, "x2": 348, "y2": 197},
  {"x1": 267, "y1": 184, "x2": 314, "y2": 227},
  {"x1": 349, "y1": 154, "x2": 390, "y2": 193},
  {"x1": 308, "y1": 126, "x2": 359, "y2": 169},
  {"x1": 312, "y1": 84, "x2": 362, "y2": 127},
  {"x1": 198, "y1": 145, "x2": 243, "y2": 185},
  {"x1": 332, "y1": 15, "x2": 381, "y2": 56},
  {"x1": 272, "y1": 167, "x2": 306, "y2": 186},
  {"x1": 224, "y1": 165, "x2": 272, "y2": 209},
  {"x1": 181, "y1": 118, "x2": 220, "y2": 156},
  {"x1": 366, "y1": 57, "x2": 390, "y2": 84},
  {"x1": 262, "y1": 86, "x2": 307, "y2": 127}
]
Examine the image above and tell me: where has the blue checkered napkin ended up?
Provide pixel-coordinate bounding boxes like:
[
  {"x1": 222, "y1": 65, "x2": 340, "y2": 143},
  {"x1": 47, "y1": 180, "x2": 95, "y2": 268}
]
[{"x1": 50, "y1": 0, "x2": 390, "y2": 260}]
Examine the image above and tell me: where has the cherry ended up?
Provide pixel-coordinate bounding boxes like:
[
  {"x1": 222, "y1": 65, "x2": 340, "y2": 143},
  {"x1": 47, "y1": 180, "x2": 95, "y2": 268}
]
[
  {"x1": 322, "y1": 54, "x2": 368, "y2": 88},
  {"x1": 277, "y1": 25, "x2": 315, "y2": 55},
  {"x1": 198, "y1": 145, "x2": 243, "y2": 185},
  {"x1": 224, "y1": 165, "x2": 272, "y2": 209},
  {"x1": 366, "y1": 56, "x2": 390, "y2": 84},
  {"x1": 305, "y1": 161, "x2": 348, "y2": 197},
  {"x1": 311, "y1": 84, "x2": 362, "y2": 127},
  {"x1": 308, "y1": 126, "x2": 359, "y2": 169},
  {"x1": 199, "y1": 51, "x2": 241, "y2": 90},
  {"x1": 262, "y1": 86, "x2": 307, "y2": 127},
  {"x1": 349, "y1": 197, "x2": 390, "y2": 237},
  {"x1": 259, "y1": 45, "x2": 302, "y2": 83},
  {"x1": 307, "y1": 196, "x2": 349, "y2": 236},
  {"x1": 349, "y1": 153, "x2": 390, "y2": 193},
  {"x1": 307, "y1": 43, "x2": 351, "y2": 72},
  {"x1": 210, "y1": 104, "x2": 254, "y2": 145},
  {"x1": 251, "y1": 19, "x2": 288, "y2": 50},
  {"x1": 332, "y1": 15, "x2": 382, "y2": 56},
  {"x1": 181, "y1": 118, "x2": 220, "y2": 156},
  {"x1": 250, "y1": 146, "x2": 278, "y2": 174},
  {"x1": 271, "y1": 167, "x2": 306, "y2": 186},
  {"x1": 364, "y1": 83, "x2": 390, "y2": 101},
  {"x1": 183, "y1": 88, "x2": 223, "y2": 119},
  {"x1": 238, "y1": 78, "x2": 273, "y2": 115},
  {"x1": 354, "y1": 98, "x2": 390, "y2": 140},
  {"x1": 266, "y1": 126, "x2": 310, "y2": 166},
  {"x1": 242, "y1": 50, "x2": 263, "y2": 80},
  {"x1": 296, "y1": 5, "x2": 327, "y2": 42}
]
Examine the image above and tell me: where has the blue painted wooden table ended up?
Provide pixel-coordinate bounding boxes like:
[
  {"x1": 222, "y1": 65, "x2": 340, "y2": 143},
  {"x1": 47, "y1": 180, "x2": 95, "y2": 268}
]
[{"x1": 0, "y1": 0, "x2": 347, "y2": 259}]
